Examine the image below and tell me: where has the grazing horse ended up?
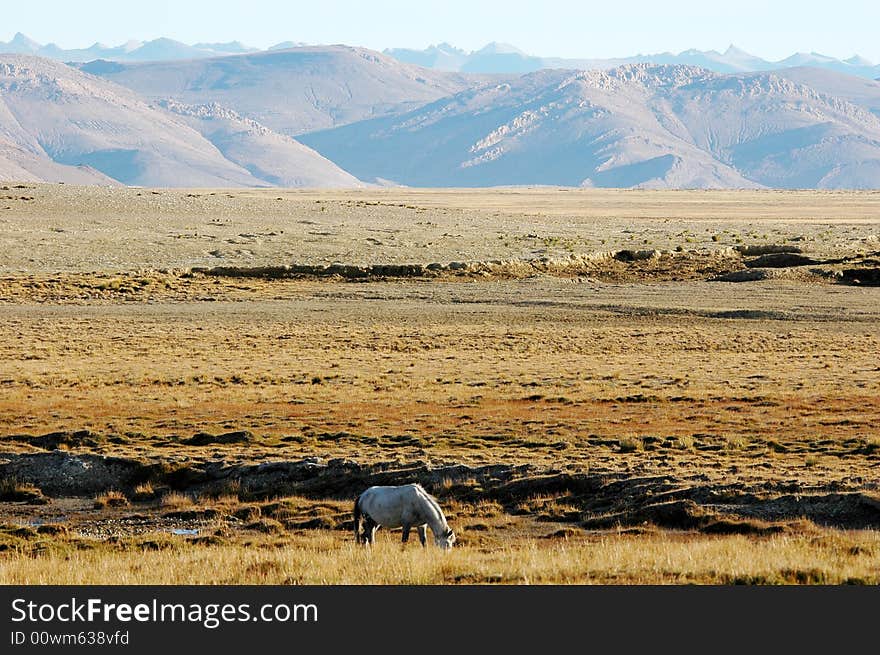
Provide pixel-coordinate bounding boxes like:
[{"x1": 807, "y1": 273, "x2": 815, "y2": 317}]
[{"x1": 354, "y1": 483, "x2": 456, "y2": 549}]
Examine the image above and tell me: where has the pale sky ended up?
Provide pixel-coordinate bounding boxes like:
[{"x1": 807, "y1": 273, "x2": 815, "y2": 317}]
[{"x1": 5, "y1": 0, "x2": 880, "y2": 62}]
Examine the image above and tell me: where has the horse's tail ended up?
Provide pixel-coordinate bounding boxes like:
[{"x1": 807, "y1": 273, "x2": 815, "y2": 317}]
[{"x1": 353, "y1": 495, "x2": 362, "y2": 544}]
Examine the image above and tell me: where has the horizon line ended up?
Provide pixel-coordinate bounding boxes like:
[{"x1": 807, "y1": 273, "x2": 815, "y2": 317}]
[{"x1": 1, "y1": 31, "x2": 877, "y2": 67}]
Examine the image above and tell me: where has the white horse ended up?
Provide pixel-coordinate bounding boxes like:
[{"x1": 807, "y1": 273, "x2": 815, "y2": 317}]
[{"x1": 354, "y1": 483, "x2": 456, "y2": 549}]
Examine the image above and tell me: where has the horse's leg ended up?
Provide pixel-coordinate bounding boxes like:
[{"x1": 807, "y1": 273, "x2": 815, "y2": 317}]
[
  {"x1": 417, "y1": 524, "x2": 427, "y2": 547},
  {"x1": 401, "y1": 523, "x2": 411, "y2": 544},
  {"x1": 363, "y1": 516, "x2": 378, "y2": 546}
]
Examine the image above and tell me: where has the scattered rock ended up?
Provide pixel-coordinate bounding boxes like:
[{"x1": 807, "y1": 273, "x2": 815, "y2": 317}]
[
  {"x1": 0, "y1": 452, "x2": 152, "y2": 496},
  {"x1": 613, "y1": 249, "x2": 661, "y2": 262},
  {"x1": 712, "y1": 269, "x2": 773, "y2": 282},
  {"x1": 736, "y1": 245, "x2": 803, "y2": 256},
  {"x1": 11, "y1": 430, "x2": 101, "y2": 450},
  {"x1": 744, "y1": 253, "x2": 818, "y2": 268},
  {"x1": 183, "y1": 431, "x2": 254, "y2": 446},
  {"x1": 839, "y1": 268, "x2": 880, "y2": 286}
]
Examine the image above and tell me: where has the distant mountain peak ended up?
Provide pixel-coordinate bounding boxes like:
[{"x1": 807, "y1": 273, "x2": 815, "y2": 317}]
[
  {"x1": 148, "y1": 37, "x2": 185, "y2": 46},
  {"x1": 269, "y1": 41, "x2": 309, "y2": 51},
  {"x1": 2, "y1": 34, "x2": 879, "y2": 81},
  {"x1": 723, "y1": 44, "x2": 754, "y2": 58},
  {"x1": 11, "y1": 32, "x2": 38, "y2": 46},
  {"x1": 429, "y1": 42, "x2": 466, "y2": 55},
  {"x1": 193, "y1": 41, "x2": 255, "y2": 53},
  {"x1": 474, "y1": 42, "x2": 527, "y2": 56},
  {"x1": 7, "y1": 32, "x2": 40, "y2": 52},
  {"x1": 680, "y1": 48, "x2": 707, "y2": 56},
  {"x1": 845, "y1": 55, "x2": 874, "y2": 67}
]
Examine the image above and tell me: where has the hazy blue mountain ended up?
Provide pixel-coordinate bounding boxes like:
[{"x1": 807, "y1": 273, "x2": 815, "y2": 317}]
[
  {"x1": 0, "y1": 135, "x2": 120, "y2": 184},
  {"x1": 4, "y1": 31, "x2": 877, "y2": 79},
  {"x1": 268, "y1": 42, "x2": 310, "y2": 51},
  {"x1": 460, "y1": 42, "x2": 546, "y2": 73},
  {"x1": 5, "y1": 43, "x2": 880, "y2": 190},
  {"x1": 127, "y1": 38, "x2": 216, "y2": 61},
  {"x1": 192, "y1": 41, "x2": 258, "y2": 55},
  {"x1": 0, "y1": 55, "x2": 268, "y2": 186},
  {"x1": 384, "y1": 42, "x2": 880, "y2": 79},
  {"x1": 0, "y1": 54, "x2": 367, "y2": 187},
  {"x1": 0, "y1": 33, "x2": 259, "y2": 62},
  {"x1": 82, "y1": 46, "x2": 487, "y2": 136},
  {"x1": 300, "y1": 64, "x2": 880, "y2": 189},
  {"x1": 384, "y1": 42, "x2": 468, "y2": 71},
  {"x1": 156, "y1": 100, "x2": 363, "y2": 187},
  {"x1": 774, "y1": 67, "x2": 880, "y2": 118},
  {"x1": 1, "y1": 32, "x2": 41, "y2": 54}
]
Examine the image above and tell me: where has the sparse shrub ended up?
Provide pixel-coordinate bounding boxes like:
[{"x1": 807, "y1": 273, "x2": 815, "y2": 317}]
[
  {"x1": 211, "y1": 493, "x2": 242, "y2": 507},
  {"x1": 618, "y1": 436, "x2": 643, "y2": 453},
  {"x1": 725, "y1": 435, "x2": 748, "y2": 450},
  {"x1": 132, "y1": 482, "x2": 157, "y2": 502},
  {"x1": 160, "y1": 492, "x2": 193, "y2": 509},
  {"x1": 675, "y1": 435, "x2": 695, "y2": 450},
  {"x1": 94, "y1": 490, "x2": 129, "y2": 509}
]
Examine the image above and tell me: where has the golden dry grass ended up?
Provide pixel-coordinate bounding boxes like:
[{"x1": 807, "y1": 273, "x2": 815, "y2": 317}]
[
  {"x1": 0, "y1": 280, "x2": 877, "y2": 481},
  {"x1": 1, "y1": 530, "x2": 878, "y2": 585},
  {"x1": 160, "y1": 492, "x2": 194, "y2": 510},
  {"x1": 93, "y1": 490, "x2": 129, "y2": 509}
]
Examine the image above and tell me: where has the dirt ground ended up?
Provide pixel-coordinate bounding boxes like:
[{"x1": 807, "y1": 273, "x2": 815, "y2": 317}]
[{"x1": 1, "y1": 185, "x2": 879, "y2": 584}]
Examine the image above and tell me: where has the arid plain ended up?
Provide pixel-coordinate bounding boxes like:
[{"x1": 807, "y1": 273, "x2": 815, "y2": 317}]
[{"x1": 1, "y1": 184, "x2": 879, "y2": 584}]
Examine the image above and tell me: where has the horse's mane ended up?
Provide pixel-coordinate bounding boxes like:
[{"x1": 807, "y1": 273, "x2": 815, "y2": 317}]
[{"x1": 413, "y1": 484, "x2": 447, "y2": 524}]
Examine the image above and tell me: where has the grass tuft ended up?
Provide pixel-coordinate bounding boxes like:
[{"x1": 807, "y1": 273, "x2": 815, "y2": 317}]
[{"x1": 94, "y1": 490, "x2": 130, "y2": 509}]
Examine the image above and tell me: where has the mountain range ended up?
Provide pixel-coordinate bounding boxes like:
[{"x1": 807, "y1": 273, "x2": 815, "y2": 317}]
[
  {"x1": 1, "y1": 41, "x2": 880, "y2": 189},
  {"x1": 385, "y1": 42, "x2": 880, "y2": 80},
  {"x1": 3, "y1": 32, "x2": 879, "y2": 80},
  {"x1": 80, "y1": 46, "x2": 481, "y2": 136},
  {"x1": 300, "y1": 65, "x2": 880, "y2": 189},
  {"x1": 0, "y1": 54, "x2": 358, "y2": 187},
  {"x1": 0, "y1": 32, "x2": 261, "y2": 63}
]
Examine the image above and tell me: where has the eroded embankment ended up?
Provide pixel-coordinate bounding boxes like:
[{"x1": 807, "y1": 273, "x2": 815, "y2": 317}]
[
  {"x1": 3, "y1": 447, "x2": 879, "y2": 534},
  {"x1": 193, "y1": 245, "x2": 880, "y2": 285},
  {"x1": 2, "y1": 245, "x2": 879, "y2": 305}
]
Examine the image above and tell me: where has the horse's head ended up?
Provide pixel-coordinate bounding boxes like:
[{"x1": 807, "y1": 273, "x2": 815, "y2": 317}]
[{"x1": 435, "y1": 527, "x2": 456, "y2": 550}]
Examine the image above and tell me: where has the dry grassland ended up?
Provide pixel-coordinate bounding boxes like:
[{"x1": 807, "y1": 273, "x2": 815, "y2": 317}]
[{"x1": 1, "y1": 185, "x2": 879, "y2": 584}]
